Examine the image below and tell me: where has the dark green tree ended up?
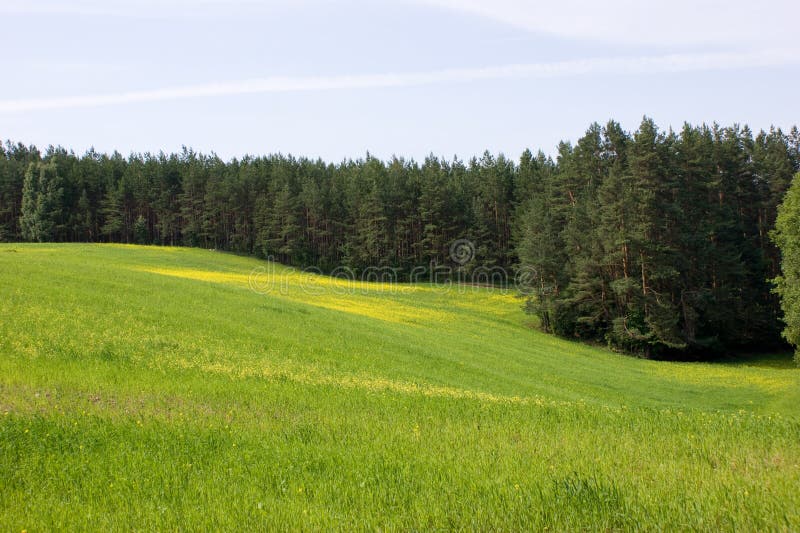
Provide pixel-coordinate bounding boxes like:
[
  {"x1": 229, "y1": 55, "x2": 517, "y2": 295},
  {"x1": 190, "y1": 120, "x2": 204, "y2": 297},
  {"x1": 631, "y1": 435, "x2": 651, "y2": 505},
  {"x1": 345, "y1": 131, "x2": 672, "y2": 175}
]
[
  {"x1": 101, "y1": 183, "x2": 126, "y2": 242},
  {"x1": 133, "y1": 214, "x2": 149, "y2": 245},
  {"x1": 19, "y1": 161, "x2": 63, "y2": 242}
]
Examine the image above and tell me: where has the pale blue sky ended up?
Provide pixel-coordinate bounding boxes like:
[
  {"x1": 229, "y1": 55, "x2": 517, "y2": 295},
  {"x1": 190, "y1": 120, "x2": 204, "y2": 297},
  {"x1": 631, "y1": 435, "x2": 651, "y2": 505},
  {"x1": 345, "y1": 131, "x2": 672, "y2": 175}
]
[{"x1": 1, "y1": 0, "x2": 798, "y2": 161}]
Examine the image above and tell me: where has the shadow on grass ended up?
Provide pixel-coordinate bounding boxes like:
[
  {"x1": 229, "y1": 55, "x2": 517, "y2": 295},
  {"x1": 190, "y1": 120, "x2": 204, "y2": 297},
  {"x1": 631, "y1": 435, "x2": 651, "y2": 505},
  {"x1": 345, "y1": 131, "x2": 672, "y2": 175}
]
[{"x1": 718, "y1": 351, "x2": 797, "y2": 369}]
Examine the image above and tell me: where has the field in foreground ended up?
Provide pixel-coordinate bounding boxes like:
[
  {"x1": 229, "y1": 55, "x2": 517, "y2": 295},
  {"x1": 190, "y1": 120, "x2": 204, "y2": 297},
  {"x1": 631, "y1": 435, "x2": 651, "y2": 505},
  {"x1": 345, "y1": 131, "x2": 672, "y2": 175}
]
[{"x1": 1, "y1": 244, "x2": 799, "y2": 530}]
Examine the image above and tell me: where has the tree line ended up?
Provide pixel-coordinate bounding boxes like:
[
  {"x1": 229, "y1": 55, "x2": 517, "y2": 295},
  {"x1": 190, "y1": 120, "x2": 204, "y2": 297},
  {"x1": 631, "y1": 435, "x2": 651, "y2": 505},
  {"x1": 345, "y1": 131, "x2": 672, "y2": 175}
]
[
  {"x1": 2, "y1": 118, "x2": 798, "y2": 358},
  {"x1": 517, "y1": 119, "x2": 799, "y2": 357},
  {"x1": 2, "y1": 143, "x2": 516, "y2": 274}
]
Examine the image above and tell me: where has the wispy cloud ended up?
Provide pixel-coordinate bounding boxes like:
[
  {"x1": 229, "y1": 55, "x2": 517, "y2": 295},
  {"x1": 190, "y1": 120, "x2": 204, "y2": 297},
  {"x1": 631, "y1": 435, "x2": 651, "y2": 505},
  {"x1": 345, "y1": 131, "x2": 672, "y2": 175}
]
[
  {"x1": 1, "y1": 50, "x2": 796, "y2": 114},
  {"x1": 0, "y1": 0, "x2": 299, "y2": 18},
  {"x1": 7, "y1": 1, "x2": 799, "y2": 47},
  {"x1": 415, "y1": 0, "x2": 799, "y2": 47}
]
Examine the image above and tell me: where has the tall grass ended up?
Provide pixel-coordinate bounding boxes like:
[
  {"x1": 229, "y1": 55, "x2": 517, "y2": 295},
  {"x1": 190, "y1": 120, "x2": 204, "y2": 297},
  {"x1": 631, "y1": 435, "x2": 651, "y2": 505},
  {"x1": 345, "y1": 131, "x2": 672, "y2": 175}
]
[{"x1": 1, "y1": 244, "x2": 798, "y2": 530}]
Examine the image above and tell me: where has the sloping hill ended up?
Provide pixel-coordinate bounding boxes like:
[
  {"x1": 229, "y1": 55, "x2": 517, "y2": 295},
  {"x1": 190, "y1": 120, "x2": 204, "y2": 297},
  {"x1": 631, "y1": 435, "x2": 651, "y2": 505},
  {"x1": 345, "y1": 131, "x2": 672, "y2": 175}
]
[{"x1": 1, "y1": 244, "x2": 799, "y2": 529}]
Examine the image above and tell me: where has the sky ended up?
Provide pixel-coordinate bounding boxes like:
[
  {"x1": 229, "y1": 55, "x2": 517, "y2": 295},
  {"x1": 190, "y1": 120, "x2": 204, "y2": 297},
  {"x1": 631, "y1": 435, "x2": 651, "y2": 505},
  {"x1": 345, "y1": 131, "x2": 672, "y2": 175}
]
[{"x1": 1, "y1": 0, "x2": 798, "y2": 162}]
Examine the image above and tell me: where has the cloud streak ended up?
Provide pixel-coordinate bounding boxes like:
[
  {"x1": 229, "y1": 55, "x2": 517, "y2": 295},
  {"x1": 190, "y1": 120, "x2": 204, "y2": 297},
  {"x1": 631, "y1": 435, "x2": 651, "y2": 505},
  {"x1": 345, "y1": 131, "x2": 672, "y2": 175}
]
[
  {"x1": 1, "y1": 49, "x2": 796, "y2": 114},
  {"x1": 415, "y1": 0, "x2": 799, "y2": 47},
  {"x1": 7, "y1": 1, "x2": 799, "y2": 47}
]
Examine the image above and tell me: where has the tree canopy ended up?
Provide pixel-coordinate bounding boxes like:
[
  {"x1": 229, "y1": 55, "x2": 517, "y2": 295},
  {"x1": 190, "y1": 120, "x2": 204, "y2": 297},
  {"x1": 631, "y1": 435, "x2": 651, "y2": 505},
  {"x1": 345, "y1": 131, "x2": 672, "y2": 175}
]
[
  {"x1": 772, "y1": 172, "x2": 800, "y2": 362},
  {"x1": 2, "y1": 118, "x2": 798, "y2": 359}
]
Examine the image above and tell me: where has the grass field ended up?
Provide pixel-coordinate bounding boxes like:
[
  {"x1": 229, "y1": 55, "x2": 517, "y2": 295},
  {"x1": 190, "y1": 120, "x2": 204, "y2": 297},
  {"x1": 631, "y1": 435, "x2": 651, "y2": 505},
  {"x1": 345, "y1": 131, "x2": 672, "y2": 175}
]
[{"x1": 1, "y1": 244, "x2": 799, "y2": 530}]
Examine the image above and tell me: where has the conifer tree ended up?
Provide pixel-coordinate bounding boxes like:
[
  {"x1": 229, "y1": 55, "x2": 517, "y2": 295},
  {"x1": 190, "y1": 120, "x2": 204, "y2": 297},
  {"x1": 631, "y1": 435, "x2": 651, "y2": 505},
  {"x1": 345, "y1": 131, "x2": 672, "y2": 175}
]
[
  {"x1": 101, "y1": 183, "x2": 126, "y2": 242},
  {"x1": 133, "y1": 214, "x2": 149, "y2": 245},
  {"x1": 20, "y1": 161, "x2": 63, "y2": 242},
  {"x1": 346, "y1": 180, "x2": 387, "y2": 270},
  {"x1": 267, "y1": 183, "x2": 302, "y2": 264}
]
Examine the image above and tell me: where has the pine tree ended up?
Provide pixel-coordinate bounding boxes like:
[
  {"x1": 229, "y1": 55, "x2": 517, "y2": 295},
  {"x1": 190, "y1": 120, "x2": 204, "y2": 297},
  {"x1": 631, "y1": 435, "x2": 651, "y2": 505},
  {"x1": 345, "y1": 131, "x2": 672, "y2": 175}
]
[
  {"x1": 76, "y1": 189, "x2": 93, "y2": 241},
  {"x1": 179, "y1": 149, "x2": 207, "y2": 247},
  {"x1": 556, "y1": 124, "x2": 609, "y2": 339},
  {"x1": 101, "y1": 183, "x2": 125, "y2": 242},
  {"x1": 346, "y1": 179, "x2": 387, "y2": 270},
  {"x1": 515, "y1": 151, "x2": 564, "y2": 332},
  {"x1": 19, "y1": 161, "x2": 63, "y2": 242},
  {"x1": 468, "y1": 152, "x2": 514, "y2": 269},
  {"x1": 263, "y1": 183, "x2": 302, "y2": 264},
  {"x1": 202, "y1": 170, "x2": 229, "y2": 250},
  {"x1": 417, "y1": 156, "x2": 450, "y2": 267},
  {"x1": 19, "y1": 163, "x2": 38, "y2": 241},
  {"x1": 622, "y1": 119, "x2": 683, "y2": 354},
  {"x1": 0, "y1": 144, "x2": 12, "y2": 240},
  {"x1": 133, "y1": 214, "x2": 149, "y2": 244},
  {"x1": 672, "y1": 124, "x2": 716, "y2": 348}
]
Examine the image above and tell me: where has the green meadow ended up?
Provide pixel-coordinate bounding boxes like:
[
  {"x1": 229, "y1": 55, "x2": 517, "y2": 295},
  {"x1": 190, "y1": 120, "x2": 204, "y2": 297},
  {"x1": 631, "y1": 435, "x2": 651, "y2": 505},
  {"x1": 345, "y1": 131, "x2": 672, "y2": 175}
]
[{"x1": 1, "y1": 243, "x2": 799, "y2": 530}]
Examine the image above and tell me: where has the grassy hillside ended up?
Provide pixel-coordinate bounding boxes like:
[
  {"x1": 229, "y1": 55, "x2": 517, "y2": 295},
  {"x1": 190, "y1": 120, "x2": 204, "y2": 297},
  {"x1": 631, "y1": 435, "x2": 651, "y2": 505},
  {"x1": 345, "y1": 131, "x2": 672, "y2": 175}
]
[{"x1": 1, "y1": 244, "x2": 799, "y2": 530}]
